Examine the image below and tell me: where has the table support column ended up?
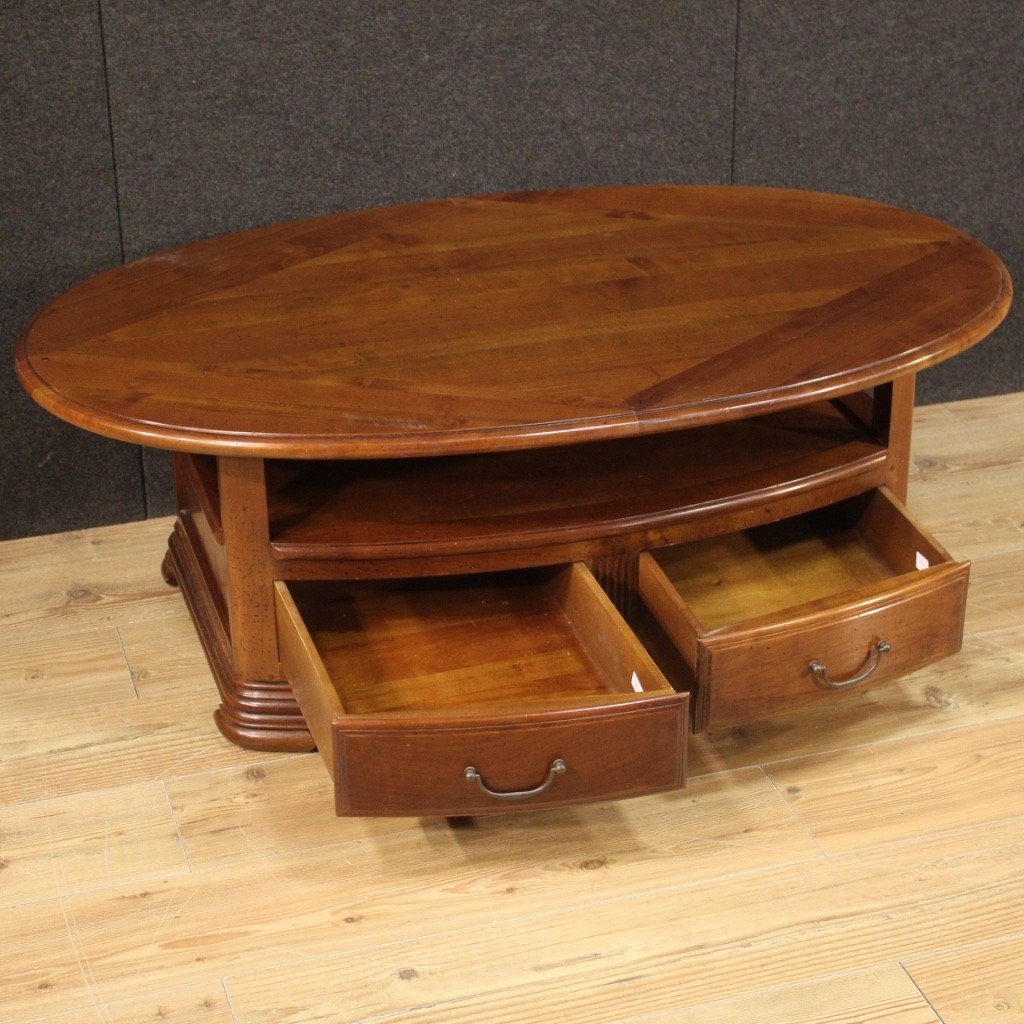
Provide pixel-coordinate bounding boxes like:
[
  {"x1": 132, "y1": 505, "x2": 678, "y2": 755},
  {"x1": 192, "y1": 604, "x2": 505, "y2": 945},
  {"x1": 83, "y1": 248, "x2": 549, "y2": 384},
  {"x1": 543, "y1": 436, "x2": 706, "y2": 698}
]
[
  {"x1": 163, "y1": 454, "x2": 315, "y2": 752},
  {"x1": 219, "y1": 457, "x2": 281, "y2": 682},
  {"x1": 874, "y1": 374, "x2": 916, "y2": 502}
]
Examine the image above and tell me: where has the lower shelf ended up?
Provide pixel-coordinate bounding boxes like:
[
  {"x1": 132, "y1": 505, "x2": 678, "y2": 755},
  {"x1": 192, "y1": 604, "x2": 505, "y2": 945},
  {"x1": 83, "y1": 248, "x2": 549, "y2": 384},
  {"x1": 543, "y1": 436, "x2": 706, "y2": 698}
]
[
  {"x1": 266, "y1": 398, "x2": 886, "y2": 573},
  {"x1": 275, "y1": 563, "x2": 687, "y2": 816}
]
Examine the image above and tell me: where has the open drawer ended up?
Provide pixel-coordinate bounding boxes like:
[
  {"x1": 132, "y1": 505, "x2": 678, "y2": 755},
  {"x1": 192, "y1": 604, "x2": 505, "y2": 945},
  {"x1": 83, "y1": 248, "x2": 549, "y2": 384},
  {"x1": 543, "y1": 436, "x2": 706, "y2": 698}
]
[
  {"x1": 275, "y1": 564, "x2": 687, "y2": 816},
  {"x1": 638, "y1": 489, "x2": 970, "y2": 731}
]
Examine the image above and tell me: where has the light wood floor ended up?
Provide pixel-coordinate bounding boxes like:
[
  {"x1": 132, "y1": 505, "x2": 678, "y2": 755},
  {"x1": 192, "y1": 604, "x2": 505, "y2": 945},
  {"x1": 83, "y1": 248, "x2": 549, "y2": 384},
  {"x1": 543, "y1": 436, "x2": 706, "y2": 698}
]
[{"x1": 2, "y1": 393, "x2": 1023, "y2": 1024}]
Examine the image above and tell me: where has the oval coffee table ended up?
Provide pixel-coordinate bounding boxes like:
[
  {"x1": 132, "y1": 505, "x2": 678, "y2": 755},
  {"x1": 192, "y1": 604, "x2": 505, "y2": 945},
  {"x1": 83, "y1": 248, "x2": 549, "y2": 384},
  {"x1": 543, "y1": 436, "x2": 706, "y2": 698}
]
[{"x1": 17, "y1": 186, "x2": 1011, "y2": 816}]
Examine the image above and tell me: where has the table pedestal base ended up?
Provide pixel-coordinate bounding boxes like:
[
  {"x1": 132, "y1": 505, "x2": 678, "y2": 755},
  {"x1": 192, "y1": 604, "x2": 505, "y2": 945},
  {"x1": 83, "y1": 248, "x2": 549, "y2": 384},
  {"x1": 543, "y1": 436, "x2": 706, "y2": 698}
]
[{"x1": 166, "y1": 519, "x2": 315, "y2": 753}]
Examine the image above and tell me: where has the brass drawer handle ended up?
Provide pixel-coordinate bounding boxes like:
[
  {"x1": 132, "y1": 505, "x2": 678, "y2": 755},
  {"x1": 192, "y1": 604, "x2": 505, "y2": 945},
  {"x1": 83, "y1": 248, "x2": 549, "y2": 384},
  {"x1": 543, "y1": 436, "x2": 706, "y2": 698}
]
[
  {"x1": 464, "y1": 758, "x2": 567, "y2": 801},
  {"x1": 809, "y1": 640, "x2": 892, "y2": 690}
]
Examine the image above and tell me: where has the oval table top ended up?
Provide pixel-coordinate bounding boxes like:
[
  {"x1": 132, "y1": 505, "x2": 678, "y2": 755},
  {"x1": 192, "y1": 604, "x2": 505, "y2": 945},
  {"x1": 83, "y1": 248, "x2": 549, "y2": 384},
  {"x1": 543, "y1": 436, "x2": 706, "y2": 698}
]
[{"x1": 16, "y1": 185, "x2": 1011, "y2": 459}]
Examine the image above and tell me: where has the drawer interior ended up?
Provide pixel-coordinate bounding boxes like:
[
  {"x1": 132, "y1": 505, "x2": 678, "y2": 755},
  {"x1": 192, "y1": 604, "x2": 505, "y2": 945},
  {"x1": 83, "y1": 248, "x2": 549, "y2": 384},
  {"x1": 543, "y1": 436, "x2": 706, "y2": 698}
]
[
  {"x1": 278, "y1": 563, "x2": 672, "y2": 721},
  {"x1": 277, "y1": 563, "x2": 685, "y2": 815},
  {"x1": 649, "y1": 489, "x2": 954, "y2": 632}
]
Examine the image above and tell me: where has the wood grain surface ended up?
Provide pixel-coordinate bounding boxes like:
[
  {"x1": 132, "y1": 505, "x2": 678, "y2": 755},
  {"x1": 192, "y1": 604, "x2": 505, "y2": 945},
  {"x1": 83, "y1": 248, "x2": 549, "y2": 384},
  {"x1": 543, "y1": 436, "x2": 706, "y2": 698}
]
[
  {"x1": 1, "y1": 395, "x2": 1021, "y2": 1023},
  {"x1": 265, "y1": 399, "x2": 886, "y2": 563},
  {"x1": 638, "y1": 489, "x2": 971, "y2": 730},
  {"x1": 276, "y1": 565, "x2": 685, "y2": 816},
  {"x1": 16, "y1": 186, "x2": 1011, "y2": 457}
]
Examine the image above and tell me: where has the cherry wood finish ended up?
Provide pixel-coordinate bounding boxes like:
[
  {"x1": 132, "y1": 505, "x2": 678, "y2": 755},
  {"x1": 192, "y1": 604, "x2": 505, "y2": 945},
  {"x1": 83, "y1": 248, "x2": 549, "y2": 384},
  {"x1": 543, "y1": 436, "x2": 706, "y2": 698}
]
[
  {"x1": 16, "y1": 186, "x2": 1010, "y2": 459},
  {"x1": 166, "y1": 515, "x2": 313, "y2": 753},
  {"x1": 169, "y1": 458, "x2": 312, "y2": 752},
  {"x1": 218, "y1": 458, "x2": 280, "y2": 682},
  {"x1": 275, "y1": 565, "x2": 686, "y2": 816},
  {"x1": 638, "y1": 489, "x2": 970, "y2": 731},
  {"x1": 264, "y1": 401, "x2": 885, "y2": 570},
  {"x1": 181, "y1": 454, "x2": 223, "y2": 543},
  {"x1": 875, "y1": 376, "x2": 918, "y2": 502},
  {"x1": 328, "y1": 704, "x2": 687, "y2": 817},
  {"x1": 14, "y1": 186, "x2": 1011, "y2": 812}
]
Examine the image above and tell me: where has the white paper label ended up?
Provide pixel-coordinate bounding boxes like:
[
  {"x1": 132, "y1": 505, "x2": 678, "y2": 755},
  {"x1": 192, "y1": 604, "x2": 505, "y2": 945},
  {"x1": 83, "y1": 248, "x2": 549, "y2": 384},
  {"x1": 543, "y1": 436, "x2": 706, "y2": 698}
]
[
  {"x1": 915, "y1": 551, "x2": 930, "y2": 570},
  {"x1": 630, "y1": 671, "x2": 643, "y2": 693}
]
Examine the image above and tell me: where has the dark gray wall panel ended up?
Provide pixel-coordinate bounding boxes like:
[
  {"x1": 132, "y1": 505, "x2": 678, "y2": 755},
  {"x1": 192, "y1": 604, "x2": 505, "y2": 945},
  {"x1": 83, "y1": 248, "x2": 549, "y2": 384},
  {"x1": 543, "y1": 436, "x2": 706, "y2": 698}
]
[
  {"x1": 734, "y1": 0, "x2": 1023, "y2": 404},
  {"x1": 1, "y1": 0, "x2": 144, "y2": 540},
  {"x1": 103, "y1": 0, "x2": 737, "y2": 257},
  {"x1": 141, "y1": 448, "x2": 175, "y2": 519}
]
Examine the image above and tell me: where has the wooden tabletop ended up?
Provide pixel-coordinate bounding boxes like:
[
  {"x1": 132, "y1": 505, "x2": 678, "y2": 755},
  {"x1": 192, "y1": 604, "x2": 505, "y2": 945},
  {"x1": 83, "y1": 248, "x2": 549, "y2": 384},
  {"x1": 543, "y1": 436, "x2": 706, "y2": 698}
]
[{"x1": 16, "y1": 186, "x2": 1011, "y2": 458}]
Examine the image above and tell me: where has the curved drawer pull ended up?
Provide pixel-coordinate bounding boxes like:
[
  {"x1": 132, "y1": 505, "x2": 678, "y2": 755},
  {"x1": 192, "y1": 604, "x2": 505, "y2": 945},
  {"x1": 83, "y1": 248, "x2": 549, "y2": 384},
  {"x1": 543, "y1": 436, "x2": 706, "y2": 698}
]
[
  {"x1": 464, "y1": 758, "x2": 567, "y2": 801},
  {"x1": 809, "y1": 640, "x2": 892, "y2": 690}
]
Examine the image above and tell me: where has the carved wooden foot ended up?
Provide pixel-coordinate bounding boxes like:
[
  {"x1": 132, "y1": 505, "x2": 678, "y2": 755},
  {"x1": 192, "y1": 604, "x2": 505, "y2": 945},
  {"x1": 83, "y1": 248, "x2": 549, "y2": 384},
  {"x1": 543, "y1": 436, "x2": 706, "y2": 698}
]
[
  {"x1": 160, "y1": 545, "x2": 179, "y2": 587},
  {"x1": 214, "y1": 692, "x2": 316, "y2": 753}
]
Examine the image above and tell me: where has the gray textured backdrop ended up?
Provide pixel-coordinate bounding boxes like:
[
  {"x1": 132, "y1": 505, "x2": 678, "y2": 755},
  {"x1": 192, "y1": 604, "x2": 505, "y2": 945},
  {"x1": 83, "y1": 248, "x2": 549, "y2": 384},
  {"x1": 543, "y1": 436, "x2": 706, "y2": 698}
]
[{"x1": 2, "y1": 0, "x2": 1021, "y2": 540}]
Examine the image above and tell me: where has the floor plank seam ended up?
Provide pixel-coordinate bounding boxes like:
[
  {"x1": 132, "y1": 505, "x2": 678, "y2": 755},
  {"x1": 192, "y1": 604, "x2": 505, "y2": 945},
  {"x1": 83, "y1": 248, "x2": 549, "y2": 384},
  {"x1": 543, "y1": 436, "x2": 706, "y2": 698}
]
[
  {"x1": 114, "y1": 623, "x2": 141, "y2": 700},
  {"x1": 1, "y1": 863, "x2": 194, "y2": 912},
  {"x1": 757, "y1": 764, "x2": 828, "y2": 856},
  {"x1": 898, "y1": 961, "x2": 948, "y2": 1023},
  {"x1": 221, "y1": 976, "x2": 239, "y2": 1024},
  {"x1": 161, "y1": 779, "x2": 195, "y2": 874},
  {"x1": 55, "y1": 893, "x2": 105, "y2": 1024}
]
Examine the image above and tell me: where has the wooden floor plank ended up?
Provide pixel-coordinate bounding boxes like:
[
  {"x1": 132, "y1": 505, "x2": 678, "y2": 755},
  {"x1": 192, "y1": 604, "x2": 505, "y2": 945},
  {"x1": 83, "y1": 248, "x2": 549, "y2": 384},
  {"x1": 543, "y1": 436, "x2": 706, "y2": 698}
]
[
  {"x1": 0, "y1": 518, "x2": 177, "y2": 631},
  {"x1": 0, "y1": 899, "x2": 92, "y2": 1022},
  {"x1": 0, "y1": 559, "x2": 180, "y2": 632},
  {"x1": 0, "y1": 782, "x2": 188, "y2": 907},
  {"x1": 630, "y1": 963, "x2": 941, "y2": 1023},
  {"x1": 914, "y1": 393, "x2": 1024, "y2": 461},
  {"x1": 163, "y1": 756, "x2": 422, "y2": 868},
  {"x1": 0, "y1": 627, "x2": 137, "y2": 723},
  {"x1": 36, "y1": 982, "x2": 234, "y2": 1024},
  {"x1": 909, "y1": 460, "x2": 1024, "y2": 558},
  {"x1": 764, "y1": 716, "x2": 1024, "y2": 853},
  {"x1": 964, "y1": 549, "x2": 1024, "y2": 635},
  {"x1": 0, "y1": 690, "x2": 269, "y2": 805},
  {"x1": 116, "y1": 611, "x2": 228, "y2": 702},
  {"x1": 909, "y1": 393, "x2": 1024, "y2": 556},
  {"x1": 61, "y1": 766, "x2": 819, "y2": 1001},
  {"x1": 905, "y1": 931, "x2": 1024, "y2": 1024},
  {"x1": 221, "y1": 818, "x2": 1024, "y2": 1024},
  {"x1": 0, "y1": 528, "x2": 92, "y2": 573}
]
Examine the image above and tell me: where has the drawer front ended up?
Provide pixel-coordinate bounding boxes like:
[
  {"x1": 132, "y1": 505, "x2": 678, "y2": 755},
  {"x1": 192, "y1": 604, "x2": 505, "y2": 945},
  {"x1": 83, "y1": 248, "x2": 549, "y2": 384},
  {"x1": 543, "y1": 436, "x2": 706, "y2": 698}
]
[
  {"x1": 696, "y1": 563, "x2": 969, "y2": 730},
  {"x1": 333, "y1": 695, "x2": 687, "y2": 816}
]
